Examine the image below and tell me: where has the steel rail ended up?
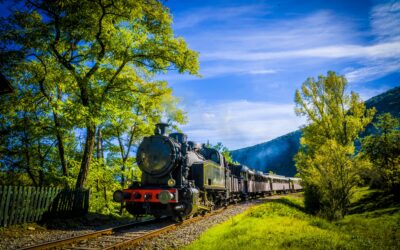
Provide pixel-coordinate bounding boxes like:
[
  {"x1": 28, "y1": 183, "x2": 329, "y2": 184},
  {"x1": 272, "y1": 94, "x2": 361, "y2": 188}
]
[
  {"x1": 18, "y1": 206, "x2": 228, "y2": 250},
  {"x1": 19, "y1": 218, "x2": 159, "y2": 250},
  {"x1": 103, "y1": 206, "x2": 228, "y2": 250}
]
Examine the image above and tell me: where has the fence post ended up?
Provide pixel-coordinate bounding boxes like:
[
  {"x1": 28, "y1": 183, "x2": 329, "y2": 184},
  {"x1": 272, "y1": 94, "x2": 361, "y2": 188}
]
[
  {"x1": 22, "y1": 186, "x2": 32, "y2": 224},
  {"x1": 3, "y1": 186, "x2": 12, "y2": 227},
  {"x1": 0, "y1": 186, "x2": 4, "y2": 226}
]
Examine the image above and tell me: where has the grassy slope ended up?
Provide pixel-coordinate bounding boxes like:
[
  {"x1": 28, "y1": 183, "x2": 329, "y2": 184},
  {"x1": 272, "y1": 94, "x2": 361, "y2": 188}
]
[{"x1": 184, "y1": 189, "x2": 400, "y2": 250}]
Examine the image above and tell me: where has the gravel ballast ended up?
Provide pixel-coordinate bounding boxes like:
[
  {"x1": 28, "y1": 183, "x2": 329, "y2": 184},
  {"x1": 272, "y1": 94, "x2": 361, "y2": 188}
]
[{"x1": 134, "y1": 199, "x2": 267, "y2": 250}]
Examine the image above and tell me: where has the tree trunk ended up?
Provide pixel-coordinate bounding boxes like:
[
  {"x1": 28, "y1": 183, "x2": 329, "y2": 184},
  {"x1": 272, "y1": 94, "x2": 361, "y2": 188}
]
[
  {"x1": 75, "y1": 124, "x2": 96, "y2": 189},
  {"x1": 96, "y1": 128, "x2": 104, "y2": 160},
  {"x1": 121, "y1": 160, "x2": 126, "y2": 189},
  {"x1": 103, "y1": 186, "x2": 109, "y2": 208},
  {"x1": 53, "y1": 113, "x2": 68, "y2": 176},
  {"x1": 24, "y1": 150, "x2": 38, "y2": 186}
]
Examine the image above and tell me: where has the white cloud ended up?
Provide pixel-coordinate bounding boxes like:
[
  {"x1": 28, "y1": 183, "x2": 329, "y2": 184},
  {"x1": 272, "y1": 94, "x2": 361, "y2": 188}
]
[
  {"x1": 200, "y1": 65, "x2": 277, "y2": 77},
  {"x1": 172, "y1": 4, "x2": 400, "y2": 81},
  {"x1": 202, "y1": 41, "x2": 400, "y2": 61},
  {"x1": 344, "y1": 0, "x2": 400, "y2": 83},
  {"x1": 181, "y1": 100, "x2": 305, "y2": 150},
  {"x1": 345, "y1": 59, "x2": 400, "y2": 83},
  {"x1": 371, "y1": 1, "x2": 400, "y2": 42},
  {"x1": 182, "y1": 10, "x2": 359, "y2": 60},
  {"x1": 249, "y1": 69, "x2": 277, "y2": 75}
]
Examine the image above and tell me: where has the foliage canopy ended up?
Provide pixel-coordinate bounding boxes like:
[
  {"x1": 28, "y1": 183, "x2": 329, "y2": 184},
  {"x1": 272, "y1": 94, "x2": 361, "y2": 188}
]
[
  {"x1": 361, "y1": 113, "x2": 400, "y2": 194},
  {"x1": 294, "y1": 71, "x2": 375, "y2": 219},
  {"x1": 0, "y1": 0, "x2": 199, "y2": 213}
]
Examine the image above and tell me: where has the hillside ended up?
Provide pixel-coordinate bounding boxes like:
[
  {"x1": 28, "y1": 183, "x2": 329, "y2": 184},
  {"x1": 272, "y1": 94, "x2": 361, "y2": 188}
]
[{"x1": 231, "y1": 86, "x2": 400, "y2": 176}]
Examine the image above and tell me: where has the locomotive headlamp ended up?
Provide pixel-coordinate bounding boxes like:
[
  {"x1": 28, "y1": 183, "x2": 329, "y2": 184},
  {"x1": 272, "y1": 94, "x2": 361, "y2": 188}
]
[
  {"x1": 167, "y1": 178, "x2": 176, "y2": 187},
  {"x1": 158, "y1": 190, "x2": 174, "y2": 204}
]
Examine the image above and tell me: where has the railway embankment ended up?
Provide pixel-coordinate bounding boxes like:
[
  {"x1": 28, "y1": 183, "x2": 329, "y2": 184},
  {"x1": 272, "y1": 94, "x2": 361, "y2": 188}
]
[{"x1": 184, "y1": 188, "x2": 400, "y2": 250}]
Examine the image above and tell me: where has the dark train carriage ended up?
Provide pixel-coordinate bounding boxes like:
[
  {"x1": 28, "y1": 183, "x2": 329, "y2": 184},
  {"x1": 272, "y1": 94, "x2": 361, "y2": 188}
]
[
  {"x1": 228, "y1": 163, "x2": 249, "y2": 201},
  {"x1": 247, "y1": 169, "x2": 256, "y2": 194},
  {"x1": 289, "y1": 177, "x2": 303, "y2": 192},
  {"x1": 268, "y1": 174, "x2": 290, "y2": 193},
  {"x1": 254, "y1": 171, "x2": 263, "y2": 195},
  {"x1": 227, "y1": 163, "x2": 240, "y2": 195},
  {"x1": 257, "y1": 171, "x2": 272, "y2": 195}
]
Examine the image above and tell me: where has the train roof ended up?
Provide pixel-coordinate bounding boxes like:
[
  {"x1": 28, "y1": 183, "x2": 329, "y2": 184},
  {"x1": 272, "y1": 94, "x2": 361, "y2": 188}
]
[
  {"x1": 247, "y1": 169, "x2": 256, "y2": 175},
  {"x1": 240, "y1": 165, "x2": 250, "y2": 172},
  {"x1": 265, "y1": 173, "x2": 289, "y2": 180}
]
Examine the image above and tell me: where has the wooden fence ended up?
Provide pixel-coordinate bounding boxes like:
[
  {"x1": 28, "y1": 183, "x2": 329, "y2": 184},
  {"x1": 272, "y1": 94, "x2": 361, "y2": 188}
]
[{"x1": 0, "y1": 186, "x2": 89, "y2": 227}]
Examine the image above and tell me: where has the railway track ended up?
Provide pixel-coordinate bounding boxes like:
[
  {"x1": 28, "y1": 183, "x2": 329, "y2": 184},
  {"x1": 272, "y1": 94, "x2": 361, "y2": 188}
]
[
  {"x1": 18, "y1": 194, "x2": 292, "y2": 250},
  {"x1": 19, "y1": 207, "x2": 229, "y2": 250}
]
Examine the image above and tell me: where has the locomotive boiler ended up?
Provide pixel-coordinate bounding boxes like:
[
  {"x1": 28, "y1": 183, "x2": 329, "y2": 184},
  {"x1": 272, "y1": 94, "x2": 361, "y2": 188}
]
[{"x1": 113, "y1": 123, "x2": 228, "y2": 220}]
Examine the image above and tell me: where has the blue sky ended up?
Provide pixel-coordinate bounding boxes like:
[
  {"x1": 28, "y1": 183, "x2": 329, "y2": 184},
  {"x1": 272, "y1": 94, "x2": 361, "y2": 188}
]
[
  {"x1": 1, "y1": 0, "x2": 399, "y2": 150},
  {"x1": 162, "y1": 0, "x2": 400, "y2": 149}
]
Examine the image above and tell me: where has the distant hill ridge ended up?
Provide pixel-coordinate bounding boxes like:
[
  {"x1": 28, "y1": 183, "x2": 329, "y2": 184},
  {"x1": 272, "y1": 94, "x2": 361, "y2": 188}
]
[{"x1": 231, "y1": 86, "x2": 400, "y2": 177}]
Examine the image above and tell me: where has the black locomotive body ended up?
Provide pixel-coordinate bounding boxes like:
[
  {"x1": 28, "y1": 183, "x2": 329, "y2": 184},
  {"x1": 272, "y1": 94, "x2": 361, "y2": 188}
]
[{"x1": 113, "y1": 123, "x2": 302, "y2": 220}]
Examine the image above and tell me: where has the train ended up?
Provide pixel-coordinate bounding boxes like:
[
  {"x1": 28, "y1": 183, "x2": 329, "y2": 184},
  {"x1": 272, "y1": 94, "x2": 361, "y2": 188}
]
[{"x1": 113, "y1": 123, "x2": 302, "y2": 220}]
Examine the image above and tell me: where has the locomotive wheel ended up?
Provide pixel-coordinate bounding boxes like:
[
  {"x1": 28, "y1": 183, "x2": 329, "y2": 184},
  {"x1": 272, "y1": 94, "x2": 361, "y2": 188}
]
[{"x1": 172, "y1": 215, "x2": 183, "y2": 222}]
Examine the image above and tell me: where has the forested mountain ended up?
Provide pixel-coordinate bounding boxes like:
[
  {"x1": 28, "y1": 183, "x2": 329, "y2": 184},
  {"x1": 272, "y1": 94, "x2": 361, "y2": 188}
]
[{"x1": 231, "y1": 86, "x2": 400, "y2": 176}]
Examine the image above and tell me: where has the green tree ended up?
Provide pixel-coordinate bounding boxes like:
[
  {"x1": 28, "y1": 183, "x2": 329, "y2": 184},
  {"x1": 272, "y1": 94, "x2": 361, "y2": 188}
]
[
  {"x1": 294, "y1": 71, "x2": 375, "y2": 220},
  {"x1": 362, "y1": 113, "x2": 400, "y2": 193},
  {"x1": 0, "y1": 0, "x2": 199, "y2": 188},
  {"x1": 102, "y1": 80, "x2": 187, "y2": 189},
  {"x1": 0, "y1": 66, "x2": 75, "y2": 186}
]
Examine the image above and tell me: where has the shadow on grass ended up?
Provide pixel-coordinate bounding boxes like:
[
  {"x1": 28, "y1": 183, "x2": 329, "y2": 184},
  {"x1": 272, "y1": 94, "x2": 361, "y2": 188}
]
[
  {"x1": 349, "y1": 190, "x2": 400, "y2": 215},
  {"x1": 268, "y1": 197, "x2": 307, "y2": 213}
]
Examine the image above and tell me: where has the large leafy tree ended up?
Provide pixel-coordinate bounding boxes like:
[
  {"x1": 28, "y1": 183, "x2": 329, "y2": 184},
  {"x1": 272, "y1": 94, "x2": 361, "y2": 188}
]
[
  {"x1": 362, "y1": 113, "x2": 400, "y2": 194},
  {"x1": 0, "y1": 0, "x2": 199, "y2": 188},
  {"x1": 294, "y1": 71, "x2": 375, "y2": 220},
  {"x1": 102, "y1": 80, "x2": 187, "y2": 189}
]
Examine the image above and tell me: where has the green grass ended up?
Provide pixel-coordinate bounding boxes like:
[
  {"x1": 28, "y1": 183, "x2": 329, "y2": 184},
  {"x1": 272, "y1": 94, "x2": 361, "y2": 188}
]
[{"x1": 184, "y1": 190, "x2": 400, "y2": 250}]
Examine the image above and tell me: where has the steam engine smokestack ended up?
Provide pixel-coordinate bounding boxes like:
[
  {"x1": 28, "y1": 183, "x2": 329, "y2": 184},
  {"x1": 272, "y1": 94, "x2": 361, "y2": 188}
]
[{"x1": 155, "y1": 123, "x2": 169, "y2": 136}]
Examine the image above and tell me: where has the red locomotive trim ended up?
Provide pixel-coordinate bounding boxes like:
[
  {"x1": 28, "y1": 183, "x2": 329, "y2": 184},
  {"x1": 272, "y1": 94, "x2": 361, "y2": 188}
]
[{"x1": 122, "y1": 188, "x2": 178, "y2": 203}]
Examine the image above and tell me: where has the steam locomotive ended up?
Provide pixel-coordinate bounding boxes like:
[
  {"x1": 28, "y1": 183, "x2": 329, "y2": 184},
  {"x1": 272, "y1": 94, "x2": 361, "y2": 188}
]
[{"x1": 113, "y1": 123, "x2": 302, "y2": 220}]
